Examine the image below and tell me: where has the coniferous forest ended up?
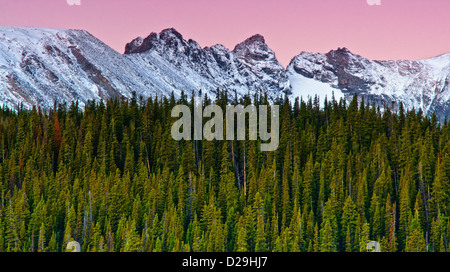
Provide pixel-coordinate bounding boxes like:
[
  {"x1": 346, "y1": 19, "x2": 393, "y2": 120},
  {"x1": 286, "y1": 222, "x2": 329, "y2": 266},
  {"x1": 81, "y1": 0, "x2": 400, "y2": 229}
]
[{"x1": 0, "y1": 90, "x2": 449, "y2": 253}]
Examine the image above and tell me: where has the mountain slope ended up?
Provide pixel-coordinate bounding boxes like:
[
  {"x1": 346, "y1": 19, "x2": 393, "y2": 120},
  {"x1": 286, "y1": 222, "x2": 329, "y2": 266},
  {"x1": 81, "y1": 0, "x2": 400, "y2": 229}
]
[
  {"x1": 0, "y1": 27, "x2": 151, "y2": 109},
  {"x1": 287, "y1": 48, "x2": 450, "y2": 121}
]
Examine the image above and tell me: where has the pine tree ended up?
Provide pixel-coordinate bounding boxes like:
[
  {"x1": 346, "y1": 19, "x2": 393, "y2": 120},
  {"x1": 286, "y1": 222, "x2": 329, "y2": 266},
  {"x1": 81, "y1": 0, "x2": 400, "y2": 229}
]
[
  {"x1": 255, "y1": 214, "x2": 267, "y2": 252},
  {"x1": 235, "y1": 217, "x2": 248, "y2": 252},
  {"x1": 405, "y1": 210, "x2": 427, "y2": 252},
  {"x1": 281, "y1": 146, "x2": 291, "y2": 228},
  {"x1": 312, "y1": 223, "x2": 319, "y2": 252},
  {"x1": 302, "y1": 154, "x2": 315, "y2": 212},
  {"x1": 320, "y1": 219, "x2": 336, "y2": 252},
  {"x1": 430, "y1": 159, "x2": 449, "y2": 217},
  {"x1": 341, "y1": 196, "x2": 357, "y2": 251},
  {"x1": 387, "y1": 202, "x2": 397, "y2": 252},
  {"x1": 359, "y1": 222, "x2": 370, "y2": 252},
  {"x1": 37, "y1": 223, "x2": 45, "y2": 252}
]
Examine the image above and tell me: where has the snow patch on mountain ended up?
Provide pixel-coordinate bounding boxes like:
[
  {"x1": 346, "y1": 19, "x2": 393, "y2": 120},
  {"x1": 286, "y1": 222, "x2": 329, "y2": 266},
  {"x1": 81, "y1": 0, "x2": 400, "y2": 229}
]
[{"x1": 288, "y1": 73, "x2": 344, "y2": 103}]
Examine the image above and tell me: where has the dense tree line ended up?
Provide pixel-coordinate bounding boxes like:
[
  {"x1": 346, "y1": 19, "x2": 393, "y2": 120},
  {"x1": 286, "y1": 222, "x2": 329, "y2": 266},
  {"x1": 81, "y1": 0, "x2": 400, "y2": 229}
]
[{"x1": 0, "y1": 90, "x2": 449, "y2": 252}]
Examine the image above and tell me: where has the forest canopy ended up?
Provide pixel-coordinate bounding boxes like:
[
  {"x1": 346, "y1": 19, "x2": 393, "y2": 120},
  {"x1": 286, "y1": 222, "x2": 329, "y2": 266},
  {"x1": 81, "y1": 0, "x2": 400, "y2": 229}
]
[{"x1": 0, "y1": 90, "x2": 449, "y2": 253}]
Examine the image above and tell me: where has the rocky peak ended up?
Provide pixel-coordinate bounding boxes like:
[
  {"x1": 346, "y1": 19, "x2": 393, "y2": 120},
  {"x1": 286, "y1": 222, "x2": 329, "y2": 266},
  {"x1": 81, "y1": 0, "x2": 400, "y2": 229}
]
[
  {"x1": 326, "y1": 47, "x2": 355, "y2": 64},
  {"x1": 124, "y1": 28, "x2": 187, "y2": 54},
  {"x1": 334, "y1": 47, "x2": 351, "y2": 53},
  {"x1": 124, "y1": 32, "x2": 158, "y2": 54},
  {"x1": 124, "y1": 36, "x2": 143, "y2": 53},
  {"x1": 232, "y1": 34, "x2": 273, "y2": 61},
  {"x1": 325, "y1": 47, "x2": 372, "y2": 74},
  {"x1": 159, "y1": 28, "x2": 184, "y2": 41},
  {"x1": 244, "y1": 34, "x2": 266, "y2": 44}
]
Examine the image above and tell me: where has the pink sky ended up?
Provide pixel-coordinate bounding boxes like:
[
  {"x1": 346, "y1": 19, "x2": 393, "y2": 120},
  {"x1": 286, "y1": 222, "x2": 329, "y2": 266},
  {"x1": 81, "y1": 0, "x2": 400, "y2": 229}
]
[{"x1": 0, "y1": 0, "x2": 449, "y2": 66}]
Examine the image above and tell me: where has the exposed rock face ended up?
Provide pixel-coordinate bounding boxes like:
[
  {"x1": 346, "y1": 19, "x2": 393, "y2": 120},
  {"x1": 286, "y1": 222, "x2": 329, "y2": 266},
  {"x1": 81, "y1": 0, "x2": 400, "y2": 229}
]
[{"x1": 325, "y1": 48, "x2": 375, "y2": 91}]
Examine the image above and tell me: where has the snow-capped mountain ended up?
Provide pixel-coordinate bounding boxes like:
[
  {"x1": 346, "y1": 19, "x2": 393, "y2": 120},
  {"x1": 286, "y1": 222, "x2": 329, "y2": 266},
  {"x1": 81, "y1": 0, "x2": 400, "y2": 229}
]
[
  {"x1": 124, "y1": 28, "x2": 290, "y2": 98},
  {"x1": 0, "y1": 26, "x2": 449, "y2": 122},
  {"x1": 0, "y1": 27, "x2": 289, "y2": 110},
  {"x1": 287, "y1": 47, "x2": 450, "y2": 122},
  {"x1": 0, "y1": 26, "x2": 175, "y2": 110}
]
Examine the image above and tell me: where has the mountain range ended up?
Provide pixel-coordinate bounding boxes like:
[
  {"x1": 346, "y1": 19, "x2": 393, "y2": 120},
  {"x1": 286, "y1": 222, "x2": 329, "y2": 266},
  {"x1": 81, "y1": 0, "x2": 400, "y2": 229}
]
[{"x1": 0, "y1": 26, "x2": 449, "y2": 121}]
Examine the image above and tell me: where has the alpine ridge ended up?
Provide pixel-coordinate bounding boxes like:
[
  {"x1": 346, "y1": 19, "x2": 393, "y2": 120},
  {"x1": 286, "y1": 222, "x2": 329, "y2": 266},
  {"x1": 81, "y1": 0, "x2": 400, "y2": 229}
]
[
  {"x1": 0, "y1": 26, "x2": 449, "y2": 121},
  {"x1": 287, "y1": 48, "x2": 450, "y2": 122},
  {"x1": 123, "y1": 28, "x2": 290, "y2": 99}
]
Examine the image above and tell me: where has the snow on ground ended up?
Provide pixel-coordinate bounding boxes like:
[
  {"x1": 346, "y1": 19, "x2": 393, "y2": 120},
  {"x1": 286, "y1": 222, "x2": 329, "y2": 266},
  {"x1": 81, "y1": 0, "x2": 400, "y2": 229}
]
[
  {"x1": 422, "y1": 53, "x2": 450, "y2": 76},
  {"x1": 288, "y1": 72, "x2": 344, "y2": 106}
]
